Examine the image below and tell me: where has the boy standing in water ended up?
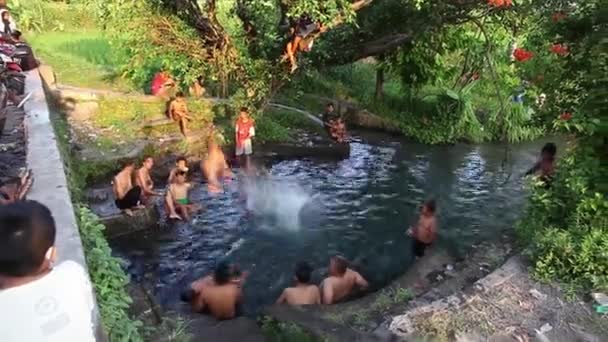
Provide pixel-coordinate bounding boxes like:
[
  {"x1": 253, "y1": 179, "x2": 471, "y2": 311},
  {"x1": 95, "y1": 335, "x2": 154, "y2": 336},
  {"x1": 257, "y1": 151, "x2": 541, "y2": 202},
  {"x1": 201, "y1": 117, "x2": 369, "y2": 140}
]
[
  {"x1": 167, "y1": 171, "x2": 200, "y2": 221},
  {"x1": 202, "y1": 138, "x2": 232, "y2": 193},
  {"x1": 276, "y1": 261, "x2": 321, "y2": 305},
  {"x1": 407, "y1": 199, "x2": 438, "y2": 259},
  {"x1": 169, "y1": 92, "x2": 192, "y2": 136},
  {"x1": 0, "y1": 201, "x2": 96, "y2": 342},
  {"x1": 235, "y1": 107, "x2": 255, "y2": 168}
]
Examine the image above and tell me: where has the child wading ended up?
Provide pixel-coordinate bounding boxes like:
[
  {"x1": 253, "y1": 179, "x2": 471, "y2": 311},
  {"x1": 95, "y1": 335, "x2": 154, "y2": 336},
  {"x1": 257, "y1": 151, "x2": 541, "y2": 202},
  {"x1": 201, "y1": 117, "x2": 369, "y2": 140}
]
[
  {"x1": 235, "y1": 107, "x2": 255, "y2": 168},
  {"x1": 0, "y1": 201, "x2": 96, "y2": 341}
]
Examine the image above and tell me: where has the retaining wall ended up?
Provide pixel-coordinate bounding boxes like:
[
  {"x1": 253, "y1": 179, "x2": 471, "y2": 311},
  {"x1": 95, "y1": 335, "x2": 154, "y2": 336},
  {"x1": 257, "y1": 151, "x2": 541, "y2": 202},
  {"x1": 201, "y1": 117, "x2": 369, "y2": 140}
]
[{"x1": 23, "y1": 69, "x2": 105, "y2": 340}]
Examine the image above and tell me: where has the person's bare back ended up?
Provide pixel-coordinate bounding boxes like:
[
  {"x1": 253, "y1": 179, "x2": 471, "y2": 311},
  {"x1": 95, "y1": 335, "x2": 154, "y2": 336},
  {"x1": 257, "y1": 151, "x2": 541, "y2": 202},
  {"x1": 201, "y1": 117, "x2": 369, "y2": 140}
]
[
  {"x1": 278, "y1": 285, "x2": 320, "y2": 305},
  {"x1": 196, "y1": 282, "x2": 242, "y2": 320},
  {"x1": 113, "y1": 168, "x2": 133, "y2": 200},
  {"x1": 322, "y1": 257, "x2": 368, "y2": 305},
  {"x1": 190, "y1": 263, "x2": 246, "y2": 320}
]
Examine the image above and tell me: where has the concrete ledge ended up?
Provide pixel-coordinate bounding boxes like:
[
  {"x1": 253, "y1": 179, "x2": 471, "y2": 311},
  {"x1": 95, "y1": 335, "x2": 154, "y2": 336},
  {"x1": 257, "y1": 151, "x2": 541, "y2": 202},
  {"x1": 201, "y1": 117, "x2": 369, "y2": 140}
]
[{"x1": 23, "y1": 69, "x2": 105, "y2": 340}]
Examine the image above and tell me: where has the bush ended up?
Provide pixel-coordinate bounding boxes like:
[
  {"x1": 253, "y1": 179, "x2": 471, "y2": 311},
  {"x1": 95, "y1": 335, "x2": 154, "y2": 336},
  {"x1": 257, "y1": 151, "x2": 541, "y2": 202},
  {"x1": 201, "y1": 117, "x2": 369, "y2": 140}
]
[
  {"x1": 517, "y1": 146, "x2": 608, "y2": 294},
  {"x1": 77, "y1": 207, "x2": 143, "y2": 341}
]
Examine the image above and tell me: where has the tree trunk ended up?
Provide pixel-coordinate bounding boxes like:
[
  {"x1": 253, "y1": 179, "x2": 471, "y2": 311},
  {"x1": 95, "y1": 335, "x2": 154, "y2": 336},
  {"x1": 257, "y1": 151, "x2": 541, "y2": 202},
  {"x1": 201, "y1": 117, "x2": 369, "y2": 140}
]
[{"x1": 375, "y1": 65, "x2": 384, "y2": 101}]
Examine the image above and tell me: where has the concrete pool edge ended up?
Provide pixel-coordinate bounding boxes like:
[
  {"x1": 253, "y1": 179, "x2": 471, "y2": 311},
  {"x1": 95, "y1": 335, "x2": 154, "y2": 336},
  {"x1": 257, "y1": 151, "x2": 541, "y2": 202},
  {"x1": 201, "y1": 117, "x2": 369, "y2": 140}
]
[{"x1": 23, "y1": 68, "x2": 106, "y2": 341}]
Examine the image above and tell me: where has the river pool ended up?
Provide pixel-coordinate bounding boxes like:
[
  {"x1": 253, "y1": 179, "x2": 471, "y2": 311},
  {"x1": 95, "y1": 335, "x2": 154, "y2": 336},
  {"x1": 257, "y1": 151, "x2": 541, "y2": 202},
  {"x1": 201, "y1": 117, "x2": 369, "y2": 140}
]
[{"x1": 111, "y1": 132, "x2": 559, "y2": 314}]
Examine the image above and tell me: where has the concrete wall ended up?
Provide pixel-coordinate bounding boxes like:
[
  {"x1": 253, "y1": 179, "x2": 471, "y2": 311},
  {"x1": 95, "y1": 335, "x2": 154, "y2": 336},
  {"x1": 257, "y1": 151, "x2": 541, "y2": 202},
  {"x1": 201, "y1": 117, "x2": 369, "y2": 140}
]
[{"x1": 23, "y1": 69, "x2": 105, "y2": 340}]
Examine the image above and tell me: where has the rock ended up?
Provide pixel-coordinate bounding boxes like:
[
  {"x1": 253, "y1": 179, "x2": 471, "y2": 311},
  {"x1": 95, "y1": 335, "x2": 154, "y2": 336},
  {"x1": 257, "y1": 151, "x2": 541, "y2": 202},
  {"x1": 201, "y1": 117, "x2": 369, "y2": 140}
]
[
  {"x1": 529, "y1": 289, "x2": 547, "y2": 301},
  {"x1": 372, "y1": 325, "x2": 397, "y2": 341},
  {"x1": 87, "y1": 188, "x2": 110, "y2": 203}
]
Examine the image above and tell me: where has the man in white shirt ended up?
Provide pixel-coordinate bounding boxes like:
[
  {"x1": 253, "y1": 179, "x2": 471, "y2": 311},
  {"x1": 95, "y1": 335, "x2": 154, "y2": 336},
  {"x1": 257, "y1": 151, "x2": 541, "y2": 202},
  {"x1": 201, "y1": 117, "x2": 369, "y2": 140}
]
[{"x1": 0, "y1": 201, "x2": 96, "y2": 342}]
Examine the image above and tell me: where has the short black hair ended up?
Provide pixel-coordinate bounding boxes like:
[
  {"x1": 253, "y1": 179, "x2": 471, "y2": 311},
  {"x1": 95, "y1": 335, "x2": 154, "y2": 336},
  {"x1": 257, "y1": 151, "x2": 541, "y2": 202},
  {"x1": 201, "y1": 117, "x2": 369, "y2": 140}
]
[
  {"x1": 123, "y1": 160, "x2": 135, "y2": 168},
  {"x1": 176, "y1": 91, "x2": 184, "y2": 98},
  {"x1": 214, "y1": 261, "x2": 232, "y2": 285},
  {"x1": 541, "y1": 143, "x2": 557, "y2": 158},
  {"x1": 326, "y1": 103, "x2": 334, "y2": 108},
  {"x1": 294, "y1": 261, "x2": 313, "y2": 283},
  {"x1": 176, "y1": 170, "x2": 187, "y2": 177},
  {"x1": 176, "y1": 156, "x2": 187, "y2": 164},
  {"x1": 332, "y1": 256, "x2": 348, "y2": 275},
  {"x1": 240, "y1": 106, "x2": 248, "y2": 113},
  {"x1": 0, "y1": 201, "x2": 56, "y2": 277},
  {"x1": 423, "y1": 199, "x2": 436, "y2": 213},
  {"x1": 10, "y1": 30, "x2": 21, "y2": 40}
]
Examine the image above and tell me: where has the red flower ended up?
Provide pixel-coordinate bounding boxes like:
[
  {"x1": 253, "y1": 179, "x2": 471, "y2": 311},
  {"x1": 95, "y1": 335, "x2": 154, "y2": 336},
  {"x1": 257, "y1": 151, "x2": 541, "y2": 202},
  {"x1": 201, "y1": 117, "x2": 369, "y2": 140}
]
[
  {"x1": 488, "y1": 0, "x2": 512, "y2": 7},
  {"x1": 552, "y1": 12, "x2": 567, "y2": 22},
  {"x1": 551, "y1": 44, "x2": 569, "y2": 56},
  {"x1": 559, "y1": 112, "x2": 572, "y2": 121},
  {"x1": 513, "y1": 48, "x2": 534, "y2": 62}
]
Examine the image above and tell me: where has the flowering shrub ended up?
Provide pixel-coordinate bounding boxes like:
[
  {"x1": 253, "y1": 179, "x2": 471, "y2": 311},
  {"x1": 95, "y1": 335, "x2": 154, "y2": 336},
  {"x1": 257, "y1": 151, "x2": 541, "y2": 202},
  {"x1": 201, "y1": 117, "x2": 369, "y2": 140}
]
[{"x1": 513, "y1": 48, "x2": 534, "y2": 62}]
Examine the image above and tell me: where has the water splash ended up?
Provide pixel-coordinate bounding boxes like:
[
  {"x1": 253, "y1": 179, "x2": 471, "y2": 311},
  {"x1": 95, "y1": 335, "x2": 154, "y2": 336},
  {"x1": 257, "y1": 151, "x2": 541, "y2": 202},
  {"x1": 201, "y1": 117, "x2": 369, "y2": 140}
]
[{"x1": 242, "y1": 174, "x2": 316, "y2": 231}]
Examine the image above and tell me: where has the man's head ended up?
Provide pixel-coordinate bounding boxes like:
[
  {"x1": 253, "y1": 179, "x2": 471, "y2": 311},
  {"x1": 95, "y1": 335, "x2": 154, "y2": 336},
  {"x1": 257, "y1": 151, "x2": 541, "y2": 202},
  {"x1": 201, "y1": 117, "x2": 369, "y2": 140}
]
[
  {"x1": 10, "y1": 30, "x2": 21, "y2": 42},
  {"x1": 122, "y1": 160, "x2": 136, "y2": 172},
  {"x1": 175, "y1": 156, "x2": 188, "y2": 171},
  {"x1": 176, "y1": 91, "x2": 185, "y2": 99},
  {"x1": 213, "y1": 261, "x2": 233, "y2": 285},
  {"x1": 541, "y1": 143, "x2": 557, "y2": 161},
  {"x1": 0, "y1": 201, "x2": 56, "y2": 278},
  {"x1": 329, "y1": 256, "x2": 348, "y2": 276},
  {"x1": 175, "y1": 170, "x2": 187, "y2": 184},
  {"x1": 239, "y1": 107, "x2": 249, "y2": 120},
  {"x1": 143, "y1": 156, "x2": 154, "y2": 170},
  {"x1": 1, "y1": 11, "x2": 9, "y2": 21},
  {"x1": 421, "y1": 199, "x2": 436, "y2": 216},
  {"x1": 294, "y1": 261, "x2": 313, "y2": 284},
  {"x1": 326, "y1": 103, "x2": 334, "y2": 113}
]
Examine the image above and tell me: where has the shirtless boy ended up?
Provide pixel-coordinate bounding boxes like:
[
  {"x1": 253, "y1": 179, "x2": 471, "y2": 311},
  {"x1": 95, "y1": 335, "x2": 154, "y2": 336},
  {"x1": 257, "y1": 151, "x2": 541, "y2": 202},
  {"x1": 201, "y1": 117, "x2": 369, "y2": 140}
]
[
  {"x1": 407, "y1": 199, "x2": 438, "y2": 258},
  {"x1": 276, "y1": 261, "x2": 321, "y2": 305},
  {"x1": 188, "y1": 262, "x2": 248, "y2": 320},
  {"x1": 135, "y1": 157, "x2": 162, "y2": 204},
  {"x1": 169, "y1": 92, "x2": 192, "y2": 136},
  {"x1": 202, "y1": 138, "x2": 232, "y2": 193},
  {"x1": 113, "y1": 161, "x2": 143, "y2": 216},
  {"x1": 168, "y1": 156, "x2": 189, "y2": 184},
  {"x1": 166, "y1": 171, "x2": 200, "y2": 220},
  {"x1": 321, "y1": 256, "x2": 368, "y2": 305}
]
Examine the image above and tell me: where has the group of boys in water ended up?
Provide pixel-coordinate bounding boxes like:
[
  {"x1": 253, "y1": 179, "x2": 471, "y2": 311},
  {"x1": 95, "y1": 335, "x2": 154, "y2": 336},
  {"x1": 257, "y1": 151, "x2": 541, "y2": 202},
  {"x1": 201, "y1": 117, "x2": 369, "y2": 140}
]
[{"x1": 109, "y1": 88, "x2": 558, "y2": 321}]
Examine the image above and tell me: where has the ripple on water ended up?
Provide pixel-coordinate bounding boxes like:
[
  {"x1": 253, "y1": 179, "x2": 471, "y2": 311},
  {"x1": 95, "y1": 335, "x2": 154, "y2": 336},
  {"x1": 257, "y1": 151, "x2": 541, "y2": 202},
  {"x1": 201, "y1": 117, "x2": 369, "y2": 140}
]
[{"x1": 110, "y1": 135, "x2": 559, "y2": 314}]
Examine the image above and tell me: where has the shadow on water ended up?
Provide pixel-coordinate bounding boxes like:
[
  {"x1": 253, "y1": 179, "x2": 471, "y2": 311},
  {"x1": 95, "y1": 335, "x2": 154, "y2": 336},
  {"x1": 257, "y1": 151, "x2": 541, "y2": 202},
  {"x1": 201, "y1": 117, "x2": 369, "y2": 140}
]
[{"x1": 110, "y1": 131, "x2": 564, "y2": 315}]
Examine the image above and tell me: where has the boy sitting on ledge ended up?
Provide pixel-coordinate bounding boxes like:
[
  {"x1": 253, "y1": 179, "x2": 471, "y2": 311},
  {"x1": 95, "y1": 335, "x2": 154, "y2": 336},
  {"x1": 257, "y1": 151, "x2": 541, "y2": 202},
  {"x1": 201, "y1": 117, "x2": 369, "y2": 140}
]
[{"x1": 0, "y1": 201, "x2": 96, "y2": 342}]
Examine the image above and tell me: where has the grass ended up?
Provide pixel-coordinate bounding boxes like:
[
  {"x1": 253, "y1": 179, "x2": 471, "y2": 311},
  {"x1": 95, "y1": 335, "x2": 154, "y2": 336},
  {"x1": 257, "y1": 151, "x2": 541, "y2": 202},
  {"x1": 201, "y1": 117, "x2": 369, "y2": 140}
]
[
  {"x1": 28, "y1": 30, "x2": 134, "y2": 91},
  {"x1": 260, "y1": 317, "x2": 323, "y2": 342}
]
